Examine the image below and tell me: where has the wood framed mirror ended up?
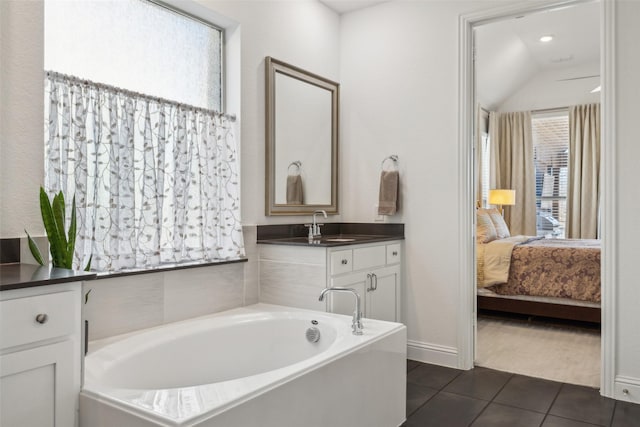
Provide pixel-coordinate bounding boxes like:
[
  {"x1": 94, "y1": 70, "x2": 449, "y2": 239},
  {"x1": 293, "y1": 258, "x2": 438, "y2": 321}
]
[{"x1": 265, "y1": 56, "x2": 339, "y2": 215}]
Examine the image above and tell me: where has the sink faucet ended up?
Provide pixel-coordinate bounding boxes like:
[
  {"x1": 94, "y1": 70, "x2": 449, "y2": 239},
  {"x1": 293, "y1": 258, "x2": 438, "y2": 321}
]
[
  {"x1": 318, "y1": 287, "x2": 363, "y2": 335},
  {"x1": 306, "y1": 209, "x2": 327, "y2": 240}
]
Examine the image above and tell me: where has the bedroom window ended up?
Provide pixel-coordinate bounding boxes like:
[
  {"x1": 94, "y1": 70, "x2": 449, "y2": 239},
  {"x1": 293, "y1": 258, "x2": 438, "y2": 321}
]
[
  {"x1": 480, "y1": 133, "x2": 491, "y2": 208},
  {"x1": 532, "y1": 112, "x2": 569, "y2": 238},
  {"x1": 43, "y1": 0, "x2": 244, "y2": 272}
]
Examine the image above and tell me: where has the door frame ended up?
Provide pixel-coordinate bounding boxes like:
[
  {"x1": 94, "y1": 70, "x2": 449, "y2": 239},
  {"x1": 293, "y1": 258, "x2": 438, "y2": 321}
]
[{"x1": 457, "y1": 0, "x2": 616, "y2": 397}]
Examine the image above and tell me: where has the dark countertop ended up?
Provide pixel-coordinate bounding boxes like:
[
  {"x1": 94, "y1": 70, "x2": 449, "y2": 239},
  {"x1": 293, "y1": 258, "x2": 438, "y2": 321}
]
[
  {"x1": 0, "y1": 263, "x2": 97, "y2": 291},
  {"x1": 257, "y1": 223, "x2": 404, "y2": 247},
  {"x1": 257, "y1": 234, "x2": 404, "y2": 247}
]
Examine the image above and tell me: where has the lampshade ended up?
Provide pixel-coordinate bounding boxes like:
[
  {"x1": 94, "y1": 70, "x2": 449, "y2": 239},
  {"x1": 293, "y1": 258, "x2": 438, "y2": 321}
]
[{"x1": 489, "y1": 189, "x2": 516, "y2": 206}]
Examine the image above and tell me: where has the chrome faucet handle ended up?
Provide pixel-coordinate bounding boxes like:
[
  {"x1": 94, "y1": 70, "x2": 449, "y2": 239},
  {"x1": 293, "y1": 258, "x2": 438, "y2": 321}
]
[
  {"x1": 304, "y1": 224, "x2": 314, "y2": 240},
  {"x1": 352, "y1": 311, "x2": 364, "y2": 335}
]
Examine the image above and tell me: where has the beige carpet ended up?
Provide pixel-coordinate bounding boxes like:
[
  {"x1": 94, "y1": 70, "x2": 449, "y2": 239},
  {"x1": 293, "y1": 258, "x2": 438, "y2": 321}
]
[{"x1": 475, "y1": 315, "x2": 600, "y2": 388}]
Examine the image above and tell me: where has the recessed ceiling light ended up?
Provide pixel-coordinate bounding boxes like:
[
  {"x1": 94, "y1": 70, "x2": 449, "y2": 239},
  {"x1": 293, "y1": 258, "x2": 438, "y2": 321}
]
[
  {"x1": 539, "y1": 35, "x2": 554, "y2": 43},
  {"x1": 591, "y1": 85, "x2": 601, "y2": 93}
]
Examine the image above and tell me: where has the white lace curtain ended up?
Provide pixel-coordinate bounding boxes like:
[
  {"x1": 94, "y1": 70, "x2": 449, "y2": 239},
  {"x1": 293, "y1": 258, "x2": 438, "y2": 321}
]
[{"x1": 45, "y1": 72, "x2": 244, "y2": 272}]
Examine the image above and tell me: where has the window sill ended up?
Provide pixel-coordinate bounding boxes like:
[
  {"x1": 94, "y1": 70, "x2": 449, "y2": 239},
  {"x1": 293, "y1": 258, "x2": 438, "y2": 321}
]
[{"x1": 93, "y1": 257, "x2": 248, "y2": 280}]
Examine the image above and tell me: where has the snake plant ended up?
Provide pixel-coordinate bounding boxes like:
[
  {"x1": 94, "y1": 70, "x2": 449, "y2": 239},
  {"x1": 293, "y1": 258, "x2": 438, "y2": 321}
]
[{"x1": 25, "y1": 187, "x2": 91, "y2": 271}]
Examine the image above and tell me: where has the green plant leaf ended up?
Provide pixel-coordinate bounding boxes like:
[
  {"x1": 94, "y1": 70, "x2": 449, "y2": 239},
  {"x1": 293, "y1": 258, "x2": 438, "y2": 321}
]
[
  {"x1": 84, "y1": 254, "x2": 92, "y2": 272},
  {"x1": 52, "y1": 191, "x2": 69, "y2": 265},
  {"x1": 25, "y1": 230, "x2": 45, "y2": 266},
  {"x1": 40, "y1": 187, "x2": 65, "y2": 268},
  {"x1": 66, "y1": 195, "x2": 77, "y2": 268}
]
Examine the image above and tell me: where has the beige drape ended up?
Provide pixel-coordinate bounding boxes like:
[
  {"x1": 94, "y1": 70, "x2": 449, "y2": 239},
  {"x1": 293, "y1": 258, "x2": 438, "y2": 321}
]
[
  {"x1": 490, "y1": 111, "x2": 537, "y2": 236},
  {"x1": 567, "y1": 103, "x2": 600, "y2": 238}
]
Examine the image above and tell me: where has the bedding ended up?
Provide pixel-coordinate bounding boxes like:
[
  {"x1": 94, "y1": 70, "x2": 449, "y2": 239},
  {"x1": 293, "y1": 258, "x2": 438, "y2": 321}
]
[{"x1": 477, "y1": 237, "x2": 601, "y2": 303}]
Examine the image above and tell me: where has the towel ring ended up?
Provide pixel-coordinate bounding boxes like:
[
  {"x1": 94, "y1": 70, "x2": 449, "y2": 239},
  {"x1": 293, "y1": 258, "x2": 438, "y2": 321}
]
[
  {"x1": 288, "y1": 161, "x2": 302, "y2": 175},
  {"x1": 381, "y1": 155, "x2": 399, "y2": 171}
]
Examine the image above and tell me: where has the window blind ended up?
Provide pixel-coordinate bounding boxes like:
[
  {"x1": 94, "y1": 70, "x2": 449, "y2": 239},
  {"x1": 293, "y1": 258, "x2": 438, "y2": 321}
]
[{"x1": 532, "y1": 112, "x2": 569, "y2": 238}]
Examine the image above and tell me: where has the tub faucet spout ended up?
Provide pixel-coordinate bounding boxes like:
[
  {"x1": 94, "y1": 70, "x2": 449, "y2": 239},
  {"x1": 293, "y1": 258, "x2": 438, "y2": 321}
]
[{"x1": 319, "y1": 287, "x2": 363, "y2": 335}]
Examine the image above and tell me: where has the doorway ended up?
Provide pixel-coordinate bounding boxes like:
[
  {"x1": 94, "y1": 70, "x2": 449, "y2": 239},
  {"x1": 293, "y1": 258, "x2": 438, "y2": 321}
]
[{"x1": 457, "y1": 0, "x2": 616, "y2": 397}]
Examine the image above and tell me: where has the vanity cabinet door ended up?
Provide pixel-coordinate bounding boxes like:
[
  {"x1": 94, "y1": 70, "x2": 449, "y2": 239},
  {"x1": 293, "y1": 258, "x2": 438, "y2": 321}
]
[
  {"x1": 328, "y1": 271, "x2": 368, "y2": 316},
  {"x1": 366, "y1": 265, "x2": 400, "y2": 322},
  {"x1": 0, "y1": 340, "x2": 75, "y2": 427},
  {"x1": 0, "y1": 283, "x2": 81, "y2": 427},
  {"x1": 328, "y1": 265, "x2": 400, "y2": 322}
]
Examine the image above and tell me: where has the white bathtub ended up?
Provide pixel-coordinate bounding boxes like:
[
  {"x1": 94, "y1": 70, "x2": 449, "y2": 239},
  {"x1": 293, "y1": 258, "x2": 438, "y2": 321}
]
[{"x1": 80, "y1": 303, "x2": 406, "y2": 427}]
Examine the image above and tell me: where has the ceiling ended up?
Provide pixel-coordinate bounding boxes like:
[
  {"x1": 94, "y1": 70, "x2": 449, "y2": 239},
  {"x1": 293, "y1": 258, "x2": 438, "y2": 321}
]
[
  {"x1": 317, "y1": 1, "x2": 599, "y2": 109},
  {"x1": 319, "y1": 0, "x2": 389, "y2": 14},
  {"x1": 475, "y1": 1, "x2": 600, "y2": 110}
]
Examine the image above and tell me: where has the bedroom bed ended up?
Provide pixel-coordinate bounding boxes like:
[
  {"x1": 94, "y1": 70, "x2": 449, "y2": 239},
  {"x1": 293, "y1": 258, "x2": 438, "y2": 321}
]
[{"x1": 476, "y1": 209, "x2": 601, "y2": 323}]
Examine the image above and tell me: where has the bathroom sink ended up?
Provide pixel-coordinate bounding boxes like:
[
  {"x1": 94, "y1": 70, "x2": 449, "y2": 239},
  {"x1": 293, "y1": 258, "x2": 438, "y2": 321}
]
[{"x1": 323, "y1": 238, "x2": 357, "y2": 242}]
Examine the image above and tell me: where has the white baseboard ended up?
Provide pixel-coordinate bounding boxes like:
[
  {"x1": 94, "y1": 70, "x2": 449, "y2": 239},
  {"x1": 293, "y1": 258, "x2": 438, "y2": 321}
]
[
  {"x1": 615, "y1": 375, "x2": 640, "y2": 403},
  {"x1": 407, "y1": 340, "x2": 459, "y2": 368}
]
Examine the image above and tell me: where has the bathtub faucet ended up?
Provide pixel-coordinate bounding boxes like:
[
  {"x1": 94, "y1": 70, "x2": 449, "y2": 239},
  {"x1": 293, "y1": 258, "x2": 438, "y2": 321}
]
[{"x1": 318, "y1": 287, "x2": 363, "y2": 335}]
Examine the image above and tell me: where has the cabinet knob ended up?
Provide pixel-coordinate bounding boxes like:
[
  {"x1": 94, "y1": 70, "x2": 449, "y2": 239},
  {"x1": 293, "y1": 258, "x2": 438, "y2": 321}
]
[
  {"x1": 35, "y1": 313, "x2": 49, "y2": 324},
  {"x1": 341, "y1": 259, "x2": 348, "y2": 265},
  {"x1": 392, "y1": 251, "x2": 398, "y2": 256}
]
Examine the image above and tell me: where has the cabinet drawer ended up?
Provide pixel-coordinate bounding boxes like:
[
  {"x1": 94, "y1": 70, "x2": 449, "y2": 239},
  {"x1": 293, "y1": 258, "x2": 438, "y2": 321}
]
[
  {"x1": 386, "y1": 243, "x2": 401, "y2": 264},
  {"x1": 1, "y1": 291, "x2": 77, "y2": 350},
  {"x1": 353, "y1": 245, "x2": 386, "y2": 271},
  {"x1": 330, "y1": 250, "x2": 353, "y2": 275}
]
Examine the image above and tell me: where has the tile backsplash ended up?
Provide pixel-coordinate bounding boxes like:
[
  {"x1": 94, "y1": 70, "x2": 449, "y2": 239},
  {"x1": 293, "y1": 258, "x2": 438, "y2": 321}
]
[
  {"x1": 0, "y1": 238, "x2": 20, "y2": 263},
  {"x1": 84, "y1": 225, "x2": 259, "y2": 341}
]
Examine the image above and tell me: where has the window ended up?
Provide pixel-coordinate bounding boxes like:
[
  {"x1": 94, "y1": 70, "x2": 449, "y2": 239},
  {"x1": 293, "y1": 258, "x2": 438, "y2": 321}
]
[
  {"x1": 44, "y1": 0, "x2": 243, "y2": 272},
  {"x1": 480, "y1": 132, "x2": 491, "y2": 208},
  {"x1": 532, "y1": 112, "x2": 569, "y2": 238},
  {"x1": 45, "y1": 0, "x2": 222, "y2": 110}
]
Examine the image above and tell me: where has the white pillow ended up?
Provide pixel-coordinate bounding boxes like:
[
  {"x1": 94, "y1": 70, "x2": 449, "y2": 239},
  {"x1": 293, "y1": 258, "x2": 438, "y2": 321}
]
[
  {"x1": 476, "y1": 210, "x2": 498, "y2": 243},
  {"x1": 484, "y1": 208, "x2": 510, "y2": 239}
]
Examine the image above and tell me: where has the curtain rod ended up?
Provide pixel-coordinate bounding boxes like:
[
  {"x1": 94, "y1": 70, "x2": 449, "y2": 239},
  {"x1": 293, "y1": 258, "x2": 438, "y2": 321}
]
[
  {"x1": 532, "y1": 106, "x2": 570, "y2": 114},
  {"x1": 45, "y1": 70, "x2": 236, "y2": 122}
]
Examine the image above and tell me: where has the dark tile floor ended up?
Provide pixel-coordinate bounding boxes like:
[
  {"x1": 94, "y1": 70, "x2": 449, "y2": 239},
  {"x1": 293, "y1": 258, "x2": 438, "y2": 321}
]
[{"x1": 404, "y1": 360, "x2": 640, "y2": 427}]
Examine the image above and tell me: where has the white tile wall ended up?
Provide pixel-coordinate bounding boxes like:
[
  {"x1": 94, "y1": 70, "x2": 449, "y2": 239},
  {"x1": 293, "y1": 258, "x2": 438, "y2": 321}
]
[
  {"x1": 83, "y1": 225, "x2": 258, "y2": 341},
  {"x1": 83, "y1": 274, "x2": 164, "y2": 340},
  {"x1": 163, "y1": 264, "x2": 244, "y2": 323},
  {"x1": 259, "y1": 260, "x2": 327, "y2": 311}
]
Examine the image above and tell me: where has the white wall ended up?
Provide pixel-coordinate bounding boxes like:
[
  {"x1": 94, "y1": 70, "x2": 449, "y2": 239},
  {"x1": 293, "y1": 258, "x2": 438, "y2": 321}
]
[
  {"x1": 339, "y1": 0, "x2": 501, "y2": 363},
  {"x1": 614, "y1": 0, "x2": 640, "y2": 401},
  {"x1": 498, "y1": 62, "x2": 601, "y2": 112},
  {"x1": 198, "y1": 0, "x2": 342, "y2": 225},
  {"x1": 0, "y1": 1, "x2": 45, "y2": 238}
]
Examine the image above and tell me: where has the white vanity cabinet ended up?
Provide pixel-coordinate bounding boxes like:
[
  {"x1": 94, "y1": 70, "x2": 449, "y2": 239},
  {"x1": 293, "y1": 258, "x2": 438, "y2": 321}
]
[
  {"x1": 0, "y1": 283, "x2": 82, "y2": 427},
  {"x1": 259, "y1": 240, "x2": 402, "y2": 322},
  {"x1": 328, "y1": 243, "x2": 401, "y2": 322}
]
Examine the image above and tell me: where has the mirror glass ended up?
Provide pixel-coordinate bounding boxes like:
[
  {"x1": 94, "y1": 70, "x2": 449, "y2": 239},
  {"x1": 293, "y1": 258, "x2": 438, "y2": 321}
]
[{"x1": 265, "y1": 57, "x2": 339, "y2": 215}]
